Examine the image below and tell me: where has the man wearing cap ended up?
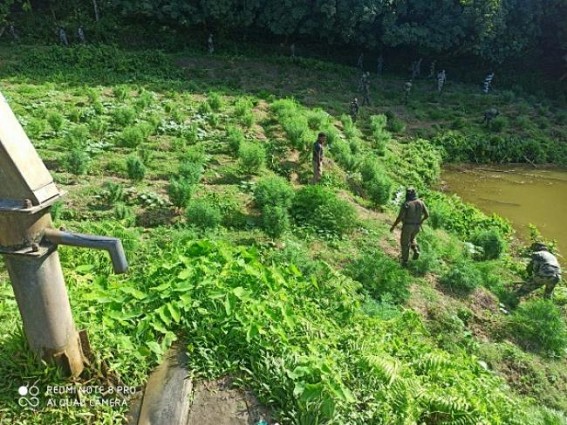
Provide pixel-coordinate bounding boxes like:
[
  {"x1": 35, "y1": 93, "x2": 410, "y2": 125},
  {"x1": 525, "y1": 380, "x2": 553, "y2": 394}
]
[
  {"x1": 515, "y1": 243, "x2": 562, "y2": 299},
  {"x1": 312, "y1": 132, "x2": 326, "y2": 183},
  {"x1": 390, "y1": 188, "x2": 429, "y2": 266}
]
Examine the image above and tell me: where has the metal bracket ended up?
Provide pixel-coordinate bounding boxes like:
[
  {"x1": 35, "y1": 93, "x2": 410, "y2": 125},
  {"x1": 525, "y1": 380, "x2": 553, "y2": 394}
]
[{"x1": 0, "y1": 193, "x2": 63, "y2": 214}]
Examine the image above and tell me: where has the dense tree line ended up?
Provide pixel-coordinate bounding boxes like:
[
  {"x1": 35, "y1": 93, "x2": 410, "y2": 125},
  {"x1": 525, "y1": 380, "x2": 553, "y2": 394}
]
[{"x1": 2, "y1": 0, "x2": 566, "y2": 66}]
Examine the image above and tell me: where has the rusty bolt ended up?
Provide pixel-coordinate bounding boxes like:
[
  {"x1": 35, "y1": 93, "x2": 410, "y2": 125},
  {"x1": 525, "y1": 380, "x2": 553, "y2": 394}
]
[
  {"x1": 23, "y1": 199, "x2": 33, "y2": 209},
  {"x1": 31, "y1": 243, "x2": 40, "y2": 252}
]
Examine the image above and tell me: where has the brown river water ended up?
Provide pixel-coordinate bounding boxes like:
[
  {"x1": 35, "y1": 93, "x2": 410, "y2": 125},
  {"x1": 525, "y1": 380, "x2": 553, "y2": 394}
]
[{"x1": 440, "y1": 165, "x2": 567, "y2": 260}]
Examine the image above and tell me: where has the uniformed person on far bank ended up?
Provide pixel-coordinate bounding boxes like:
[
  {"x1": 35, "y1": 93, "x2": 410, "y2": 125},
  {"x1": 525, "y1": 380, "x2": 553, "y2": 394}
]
[
  {"x1": 390, "y1": 188, "x2": 429, "y2": 266},
  {"x1": 515, "y1": 243, "x2": 562, "y2": 299},
  {"x1": 312, "y1": 132, "x2": 326, "y2": 183}
]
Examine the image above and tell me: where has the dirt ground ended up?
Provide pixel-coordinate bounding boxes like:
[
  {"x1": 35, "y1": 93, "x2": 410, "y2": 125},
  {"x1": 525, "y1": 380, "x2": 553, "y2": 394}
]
[{"x1": 187, "y1": 377, "x2": 274, "y2": 425}]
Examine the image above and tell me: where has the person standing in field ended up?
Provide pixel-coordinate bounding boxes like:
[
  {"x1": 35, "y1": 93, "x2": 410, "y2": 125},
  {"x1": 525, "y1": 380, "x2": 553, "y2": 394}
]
[
  {"x1": 515, "y1": 243, "x2": 562, "y2": 299},
  {"x1": 390, "y1": 187, "x2": 429, "y2": 267},
  {"x1": 312, "y1": 132, "x2": 326, "y2": 183}
]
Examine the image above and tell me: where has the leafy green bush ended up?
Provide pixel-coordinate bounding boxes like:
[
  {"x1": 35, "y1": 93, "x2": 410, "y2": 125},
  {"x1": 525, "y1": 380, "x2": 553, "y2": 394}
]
[
  {"x1": 63, "y1": 149, "x2": 90, "y2": 175},
  {"x1": 329, "y1": 139, "x2": 358, "y2": 171},
  {"x1": 262, "y1": 205, "x2": 290, "y2": 238},
  {"x1": 178, "y1": 161, "x2": 203, "y2": 185},
  {"x1": 234, "y1": 97, "x2": 253, "y2": 117},
  {"x1": 63, "y1": 124, "x2": 89, "y2": 150},
  {"x1": 207, "y1": 92, "x2": 223, "y2": 111},
  {"x1": 198, "y1": 101, "x2": 212, "y2": 115},
  {"x1": 254, "y1": 176, "x2": 295, "y2": 209},
  {"x1": 359, "y1": 158, "x2": 384, "y2": 182},
  {"x1": 490, "y1": 116, "x2": 508, "y2": 132},
  {"x1": 386, "y1": 115, "x2": 406, "y2": 133},
  {"x1": 118, "y1": 125, "x2": 145, "y2": 148},
  {"x1": 470, "y1": 228, "x2": 506, "y2": 260},
  {"x1": 113, "y1": 106, "x2": 136, "y2": 126},
  {"x1": 47, "y1": 111, "x2": 64, "y2": 132},
  {"x1": 291, "y1": 186, "x2": 356, "y2": 236},
  {"x1": 185, "y1": 145, "x2": 208, "y2": 166},
  {"x1": 168, "y1": 177, "x2": 195, "y2": 208},
  {"x1": 238, "y1": 141, "x2": 266, "y2": 174},
  {"x1": 126, "y1": 156, "x2": 146, "y2": 181},
  {"x1": 509, "y1": 299, "x2": 567, "y2": 357},
  {"x1": 226, "y1": 125, "x2": 245, "y2": 154},
  {"x1": 365, "y1": 174, "x2": 393, "y2": 206},
  {"x1": 186, "y1": 199, "x2": 222, "y2": 229},
  {"x1": 347, "y1": 251, "x2": 412, "y2": 304},
  {"x1": 440, "y1": 261, "x2": 483, "y2": 294},
  {"x1": 370, "y1": 114, "x2": 390, "y2": 155},
  {"x1": 306, "y1": 109, "x2": 330, "y2": 130}
]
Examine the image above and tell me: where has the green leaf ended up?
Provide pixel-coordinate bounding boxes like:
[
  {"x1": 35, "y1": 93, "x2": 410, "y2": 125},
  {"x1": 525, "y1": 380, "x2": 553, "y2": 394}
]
[
  {"x1": 119, "y1": 286, "x2": 147, "y2": 300},
  {"x1": 167, "y1": 302, "x2": 181, "y2": 323},
  {"x1": 147, "y1": 341, "x2": 163, "y2": 356}
]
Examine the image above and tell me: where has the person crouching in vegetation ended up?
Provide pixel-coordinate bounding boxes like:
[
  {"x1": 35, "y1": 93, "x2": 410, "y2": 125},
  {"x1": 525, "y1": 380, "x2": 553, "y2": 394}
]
[
  {"x1": 390, "y1": 188, "x2": 429, "y2": 267},
  {"x1": 515, "y1": 243, "x2": 562, "y2": 299},
  {"x1": 312, "y1": 132, "x2": 326, "y2": 183}
]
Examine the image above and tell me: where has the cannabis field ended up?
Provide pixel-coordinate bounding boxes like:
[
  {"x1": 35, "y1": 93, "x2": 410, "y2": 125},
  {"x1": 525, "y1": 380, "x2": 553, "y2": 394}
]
[{"x1": 0, "y1": 45, "x2": 566, "y2": 424}]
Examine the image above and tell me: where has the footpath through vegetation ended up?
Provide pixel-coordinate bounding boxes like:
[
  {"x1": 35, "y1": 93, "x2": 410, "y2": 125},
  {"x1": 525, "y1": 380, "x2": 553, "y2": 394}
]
[{"x1": 0, "y1": 45, "x2": 566, "y2": 424}]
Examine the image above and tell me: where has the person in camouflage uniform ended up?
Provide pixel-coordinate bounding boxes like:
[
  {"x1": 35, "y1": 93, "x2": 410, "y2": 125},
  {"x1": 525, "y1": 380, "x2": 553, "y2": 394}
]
[
  {"x1": 312, "y1": 132, "x2": 326, "y2": 183},
  {"x1": 58, "y1": 27, "x2": 69, "y2": 46},
  {"x1": 357, "y1": 52, "x2": 364, "y2": 71},
  {"x1": 208, "y1": 33, "x2": 214, "y2": 54},
  {"x1": 403, "y1": 80, "x2": 412, "y2": 104},
  {"x1": 349, "y1": 97, "x2": 359, "y2": 122},
  {"x1": 390, "y1": 187, "x2": 429, "y2": 266},
  {"x1": 515, "y1": 243, "x2": 562, "y2": 299},
  {"x1": 481, "y1": 108, "x2": 499, "y2": 126},
  {"x1": 437, "y1": 69, "x2": 446, "y2": 94}
]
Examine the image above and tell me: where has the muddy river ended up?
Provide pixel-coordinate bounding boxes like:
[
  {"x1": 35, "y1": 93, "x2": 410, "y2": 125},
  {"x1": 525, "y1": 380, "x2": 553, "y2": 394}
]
[{"x1": 441, "y1": 166, "x2": 567, "y2": 258}]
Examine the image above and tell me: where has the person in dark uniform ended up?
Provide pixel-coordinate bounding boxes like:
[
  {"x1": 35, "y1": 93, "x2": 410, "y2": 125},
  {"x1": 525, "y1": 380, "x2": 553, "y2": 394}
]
[
  {"x1": 390, "y1": 187, "x2": 429, "y2": 266},
  {"x1": 515, "y1": 243, "x2": 562, "y2": 299},
  {"x1": 312, "y1": 132, "x2": 326, "y2": 183}
]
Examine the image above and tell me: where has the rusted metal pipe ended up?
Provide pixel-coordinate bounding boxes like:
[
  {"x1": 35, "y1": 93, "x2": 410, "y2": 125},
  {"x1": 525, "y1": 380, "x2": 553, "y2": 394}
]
[
  {"x1": 43, "y1": 229, "x2": 129, "y2": 274},
  {"x1": 4, "y1": 249, "x2": 85, "y2": 376}
]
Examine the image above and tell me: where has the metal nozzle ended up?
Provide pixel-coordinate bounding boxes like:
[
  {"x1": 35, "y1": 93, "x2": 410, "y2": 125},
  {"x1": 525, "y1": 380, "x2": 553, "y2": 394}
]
[{"x1": 43, "y1": 229, "x2": 128, "y2": 274}]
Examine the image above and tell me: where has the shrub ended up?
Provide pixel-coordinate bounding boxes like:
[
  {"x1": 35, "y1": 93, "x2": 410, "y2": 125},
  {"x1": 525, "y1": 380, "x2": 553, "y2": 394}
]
[
  {"x1": 254, "y1": 176, "x2": 295, "y2": 209},
  {"x1": 63, "y1": 124, "x2": 89, "y2": 150},
  {"x1": 241, "y1": 110, "x2": 255, "y2": 128},
  {"x1": 168, "y1": 177, "x2": 195, "y2": 208},
  {"x1": 178, "y1": 162, "x2": 203, "y2": 185},
  {"x1": 198, "y1": 101, "x2": 212, "y2": 115},
  {"x1": 470, "y1": 228, "x2": 506, "y2": 260},
  {"x1": 365, "y1": 174, "x2": 393, "y2": 206},
  {"x1": 440, "y1": 261, "x2": 482, "y2": 294},
  {"x1": 262, "y1": 205, "x2": 290, "y2": 238},
  {"x1": 186, "y1": 199, "x2": 222, "y2": 229},
  {"x1": 118, "y1": 126, "x2": 145, "y2": 148},
  {"x1": 63, "y1": 150, "x2": 90, "y2": 175},
  {"x1": 283, "y1": 118, "x2": 309, "y2": 149},
  {"x1": 359, "y1": 158, "x2": 384, "y2": 182},
  {"x1": 347, "y1": 251, "x2": 412, "y2": 304},
  {"x1": 180, "y1": 147, "x2": 205, "y2": 168},
  {"x1": 234, "y1": 98, "x2": 253, "y2": 117},
  {"x1": 490, "y1": 116, "x2": 507, "y2": 132},
  {"x1": 370, "y1": 114, "x2": 390, "y2": 155},
  {"x1": 340, "y1": 114, "x2": 361, "y2": 140},
  {"x1": 330, "y1": 140, "x2": 357, "y2": 171},
  {"x1": 47, "y1": 111, "x2": 64, "y2": 132},
  {"x1": 113, "y1": 106, "x2": 136, "y2": 126},
  {"x1": 306, "y1": 109, "x2": 329, "y2": 130},
  {"x1": 126, "y1": 156, "x2": 146, "y2": 181},
  {"x1": 387, "y1": 115, "x2": 406, "y2": 133},
  {"x1": 238, "y1": 141, "x2": 266, "y2": 174},
  {"x1": 183, "y1": 124, "x2": 198, "y2": 145},
  {"x1": 291, "y1": 185, "x2": 356, "y2": 236},
  {"x1": 101, "y1": 182, "x2": 125, "y2": 203},
  {"x1": 226, "y1": 126, "x2": 245, "y2": 154},
  {"x1": 114, "y1": 203, "x2": 135, "y2": 226},
  {"x1": 509, "y1": 299, "x2": 567, "y2": 357},
  {"x1": 207, "y1": 92, "x2": 223, "y2": 111},
  {"x1": 112, "y1": 85, "x2": 128, "y2": 101}
]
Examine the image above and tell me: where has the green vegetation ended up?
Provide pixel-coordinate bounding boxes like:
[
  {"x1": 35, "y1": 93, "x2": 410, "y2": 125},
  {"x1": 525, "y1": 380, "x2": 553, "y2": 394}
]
[{"x1": 0, "y1": 43, "x2": 566, "y2": 425}]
